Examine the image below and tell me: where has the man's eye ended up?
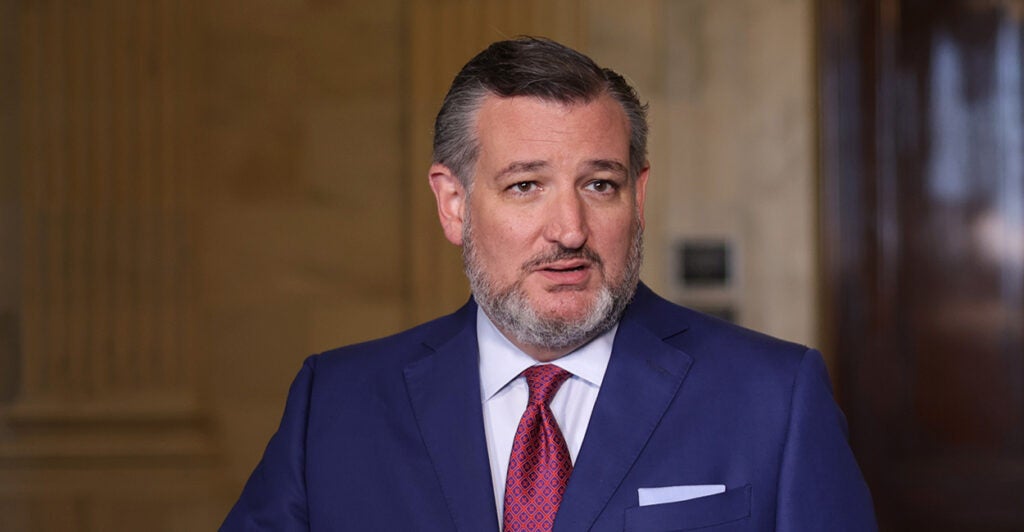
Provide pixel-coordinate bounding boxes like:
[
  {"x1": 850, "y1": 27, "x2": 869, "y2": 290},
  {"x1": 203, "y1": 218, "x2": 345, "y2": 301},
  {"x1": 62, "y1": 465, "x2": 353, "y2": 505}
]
[
  {"x1": 511, "y1": 182, "x2": 536, "y2": 193},
  {"x1": 588, "y1": 180, "x2": 616, "y2": 192}
]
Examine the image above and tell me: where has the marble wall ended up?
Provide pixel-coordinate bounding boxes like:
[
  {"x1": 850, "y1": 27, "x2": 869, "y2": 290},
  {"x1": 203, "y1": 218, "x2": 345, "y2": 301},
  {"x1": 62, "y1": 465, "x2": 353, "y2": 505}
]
[
  {"x1": 0, "y1": 1, "x2": 818, "y2": 530},
  {"x1": 586, "y1": 0, "x2": 818, "y2": 348},
  {"x1": 662, "y1": 0, "x2": 819, "y2": 346}
]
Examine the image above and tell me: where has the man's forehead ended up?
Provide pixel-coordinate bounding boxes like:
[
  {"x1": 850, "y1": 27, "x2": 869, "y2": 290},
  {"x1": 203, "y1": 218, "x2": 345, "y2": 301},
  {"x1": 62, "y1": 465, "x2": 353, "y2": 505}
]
[{"x1": 473, "y1": 93, "x2": 629, "y2": 145}]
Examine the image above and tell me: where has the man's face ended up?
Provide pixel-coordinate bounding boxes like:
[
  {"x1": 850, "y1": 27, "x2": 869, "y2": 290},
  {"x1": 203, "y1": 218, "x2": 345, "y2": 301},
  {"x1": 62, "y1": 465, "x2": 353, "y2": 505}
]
[{"x1": 430, "y1": 94, "x2": 648, "y2": 360}]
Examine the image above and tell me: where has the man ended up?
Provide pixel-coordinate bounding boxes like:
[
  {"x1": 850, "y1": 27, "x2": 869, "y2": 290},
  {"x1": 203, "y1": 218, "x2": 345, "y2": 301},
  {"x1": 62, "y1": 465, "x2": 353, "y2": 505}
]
[{"x1": 222, "y1": 37, "x2": 876, "y2": 531}]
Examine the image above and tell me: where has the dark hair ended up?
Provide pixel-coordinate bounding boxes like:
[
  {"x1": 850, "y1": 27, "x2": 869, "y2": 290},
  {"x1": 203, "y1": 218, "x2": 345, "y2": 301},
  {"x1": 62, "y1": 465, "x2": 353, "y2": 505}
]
[{"x1": 432, "y1": 37, "x2": 649, "y2": 187}]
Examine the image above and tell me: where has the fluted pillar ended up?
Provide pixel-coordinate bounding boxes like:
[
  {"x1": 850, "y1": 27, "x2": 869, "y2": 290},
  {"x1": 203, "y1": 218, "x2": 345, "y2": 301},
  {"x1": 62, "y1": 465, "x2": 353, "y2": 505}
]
[{"x1": 4, "y1": 0, "x2": 209, "y2": 460}]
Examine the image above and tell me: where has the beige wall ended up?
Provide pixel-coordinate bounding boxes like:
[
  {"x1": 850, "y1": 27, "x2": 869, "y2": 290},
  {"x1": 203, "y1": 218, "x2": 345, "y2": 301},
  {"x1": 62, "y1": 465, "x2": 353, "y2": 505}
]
[
  {"x1": 0, "y1": 1, "x2": 817, "y2": 530},
  {"x1": 588, "y1": 0, "x2": 819, "y2": 348},
  {"x1": 663, "y1": 0, "x2": 819, "y2": 346}
]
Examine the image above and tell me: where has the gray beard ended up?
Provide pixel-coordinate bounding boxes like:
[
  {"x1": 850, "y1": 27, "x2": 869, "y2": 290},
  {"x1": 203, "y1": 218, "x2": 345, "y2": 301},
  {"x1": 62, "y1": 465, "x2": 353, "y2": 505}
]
[{"x1": 462, "y1": 216, "x2": 643, "y2": 353}]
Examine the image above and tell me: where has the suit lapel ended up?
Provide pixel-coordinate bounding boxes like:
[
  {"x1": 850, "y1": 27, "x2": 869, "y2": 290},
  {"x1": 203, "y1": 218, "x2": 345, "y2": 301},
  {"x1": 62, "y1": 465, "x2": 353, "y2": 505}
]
[
  {"x1": 403, "y1": 305, "x2": 500, "y2": 532},
  {"x1": 554, "y1": 288, "x2": 693, "y2": 531}
]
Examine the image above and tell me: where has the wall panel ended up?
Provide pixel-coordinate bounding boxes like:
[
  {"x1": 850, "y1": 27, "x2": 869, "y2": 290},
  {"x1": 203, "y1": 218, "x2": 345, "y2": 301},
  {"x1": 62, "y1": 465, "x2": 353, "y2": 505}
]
[{"x1": 6, "y1": 0, "x2": 207, "y2": 459}]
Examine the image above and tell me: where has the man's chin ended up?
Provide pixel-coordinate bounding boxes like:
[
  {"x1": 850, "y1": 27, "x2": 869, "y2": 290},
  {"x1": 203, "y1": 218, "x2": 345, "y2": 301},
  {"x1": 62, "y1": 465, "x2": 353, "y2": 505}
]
[
  {"x1": 544, "y1": 283, "x2": 593, "y2": 293},
  {"x1": 526, "y1": 294, "x2": 598, "y2": 321}
]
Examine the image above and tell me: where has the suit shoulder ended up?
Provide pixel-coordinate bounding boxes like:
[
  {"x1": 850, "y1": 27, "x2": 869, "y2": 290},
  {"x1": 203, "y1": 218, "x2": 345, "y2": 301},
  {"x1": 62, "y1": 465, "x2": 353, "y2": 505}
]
[
  {"x1": 631, "y1": 285, "x2": 811, "y2": 372},
  {"x1": 308, "y1": 300, "x2": 475, "y2": 375},
  {"x1": 682, "y1": 307, "x2": 807, "y2": 359}
]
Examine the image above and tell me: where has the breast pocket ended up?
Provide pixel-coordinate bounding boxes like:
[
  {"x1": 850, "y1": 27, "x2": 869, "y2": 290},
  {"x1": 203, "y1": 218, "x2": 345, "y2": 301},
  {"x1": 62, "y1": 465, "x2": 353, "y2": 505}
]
[{"x1": 624, "y1": 485, "x2": 751, "y2": 531}]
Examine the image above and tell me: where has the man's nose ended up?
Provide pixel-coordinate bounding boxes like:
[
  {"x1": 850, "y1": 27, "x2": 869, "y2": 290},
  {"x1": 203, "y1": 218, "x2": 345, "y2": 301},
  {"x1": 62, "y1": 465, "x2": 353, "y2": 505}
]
[{"x1": 542, "y1": 190, "x2": 588, "y2": 249}]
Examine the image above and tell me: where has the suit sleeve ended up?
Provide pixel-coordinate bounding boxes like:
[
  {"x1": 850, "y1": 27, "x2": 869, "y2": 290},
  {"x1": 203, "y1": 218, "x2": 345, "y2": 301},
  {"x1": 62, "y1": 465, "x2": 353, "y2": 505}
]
[
  {"x1": 221, "y1": 356, "x2": 317, "y2": 531},
  {"x1": 775, "y1": 349, "x2": 878, "y2": 531}
]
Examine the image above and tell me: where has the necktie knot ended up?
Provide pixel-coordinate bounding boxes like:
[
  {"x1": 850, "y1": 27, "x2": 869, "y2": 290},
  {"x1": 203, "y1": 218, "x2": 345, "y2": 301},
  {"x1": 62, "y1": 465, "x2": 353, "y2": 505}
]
[{"x1": 523, "y1": 364, "x2": 571, "y2": 407}]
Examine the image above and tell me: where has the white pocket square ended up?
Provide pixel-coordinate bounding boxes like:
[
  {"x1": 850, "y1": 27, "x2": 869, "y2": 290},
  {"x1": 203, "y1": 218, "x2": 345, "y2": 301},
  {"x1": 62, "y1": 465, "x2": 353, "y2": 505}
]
[{"x1": 638, "y1": 484, "x2": 727, "y2": 506}]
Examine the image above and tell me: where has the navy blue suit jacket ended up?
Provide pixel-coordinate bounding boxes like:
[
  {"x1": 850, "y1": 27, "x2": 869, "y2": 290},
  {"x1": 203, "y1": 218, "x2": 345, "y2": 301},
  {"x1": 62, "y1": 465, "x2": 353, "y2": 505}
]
[{"x1": 222, "y1": 284, "x2": 876, "y2": 531}]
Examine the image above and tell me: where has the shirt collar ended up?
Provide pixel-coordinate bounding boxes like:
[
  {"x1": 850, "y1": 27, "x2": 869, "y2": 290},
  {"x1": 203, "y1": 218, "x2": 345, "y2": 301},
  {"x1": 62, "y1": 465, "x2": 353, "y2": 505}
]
[{"x1": 477, "y1": 306, "x2": 617, "y2": 402}]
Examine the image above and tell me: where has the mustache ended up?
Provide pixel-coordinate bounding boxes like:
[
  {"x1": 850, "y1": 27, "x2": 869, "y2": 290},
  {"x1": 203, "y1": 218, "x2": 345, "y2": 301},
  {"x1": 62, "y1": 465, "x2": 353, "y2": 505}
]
[{"x1": 521, "y1": 246, "x2": 603, "y2": 272}]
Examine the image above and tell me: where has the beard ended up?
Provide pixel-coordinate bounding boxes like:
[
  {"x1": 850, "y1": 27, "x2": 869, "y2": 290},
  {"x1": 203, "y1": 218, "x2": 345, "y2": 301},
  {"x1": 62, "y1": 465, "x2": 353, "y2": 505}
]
[{"x1": 462, "y1": 213, "x2": 644, "y2": 353}]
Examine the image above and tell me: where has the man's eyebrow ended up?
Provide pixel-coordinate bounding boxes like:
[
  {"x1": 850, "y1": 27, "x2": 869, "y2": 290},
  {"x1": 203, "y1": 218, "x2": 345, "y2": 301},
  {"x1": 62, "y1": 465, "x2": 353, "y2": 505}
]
[
  {"x1": 586, "y1": 159, "x2": 628, "y2": 175},
  {"x1": 492, "y1": 159, "x2": 628, "y2": 181},
  {"x1": 494, "y1": 160, "x2": 548, "y2": 181}
]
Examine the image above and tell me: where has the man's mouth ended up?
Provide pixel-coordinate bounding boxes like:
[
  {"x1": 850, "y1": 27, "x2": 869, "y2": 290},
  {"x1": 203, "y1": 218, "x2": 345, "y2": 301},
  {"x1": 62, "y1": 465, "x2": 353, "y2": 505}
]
[
  {"x1": 532, "y1": 260, "x2": 594, "y2": 287},
  {"x1": 537, "y1": 260, "x2": 589, "y2": 273},
  {"x1": 522, "y1": 249, "x2": 603, "y2": 287}
]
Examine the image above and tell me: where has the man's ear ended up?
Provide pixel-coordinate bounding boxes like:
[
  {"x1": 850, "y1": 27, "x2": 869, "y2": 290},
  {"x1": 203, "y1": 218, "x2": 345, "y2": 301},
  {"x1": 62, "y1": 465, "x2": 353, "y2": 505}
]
[
  {"x1": 634, "y1": 164, "x2": 650, "y2": 230},
  {"x1": 428, "y1": 163, "x2": 467, "y2": 246}
]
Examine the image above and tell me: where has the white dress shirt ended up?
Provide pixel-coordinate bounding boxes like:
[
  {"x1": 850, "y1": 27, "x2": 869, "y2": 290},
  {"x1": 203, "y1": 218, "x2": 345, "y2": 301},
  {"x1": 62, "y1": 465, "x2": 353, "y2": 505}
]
[{"x1": 477, "y1": 307, "x2": 616, "y2": 524}]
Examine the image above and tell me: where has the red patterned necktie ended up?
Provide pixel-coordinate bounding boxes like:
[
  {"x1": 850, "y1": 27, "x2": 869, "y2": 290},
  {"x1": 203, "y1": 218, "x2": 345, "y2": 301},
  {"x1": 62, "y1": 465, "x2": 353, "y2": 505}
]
[{"x1": 503, "y1": 364, "x2": 573, "y2": 532}]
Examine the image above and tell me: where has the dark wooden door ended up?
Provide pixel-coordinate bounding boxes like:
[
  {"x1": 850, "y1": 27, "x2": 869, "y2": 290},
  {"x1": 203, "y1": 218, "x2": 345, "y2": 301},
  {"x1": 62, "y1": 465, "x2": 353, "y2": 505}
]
[{"x1": 819, "y1": 1, "x2": 1024, "y2": 530}]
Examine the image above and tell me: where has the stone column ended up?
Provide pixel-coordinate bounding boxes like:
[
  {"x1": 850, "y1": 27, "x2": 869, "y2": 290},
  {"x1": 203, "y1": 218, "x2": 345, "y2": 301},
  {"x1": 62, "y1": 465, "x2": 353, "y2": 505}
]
[{"x1": 3, "y1": 0, "x2": 210, "y2": 461}]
